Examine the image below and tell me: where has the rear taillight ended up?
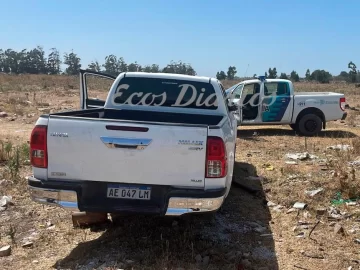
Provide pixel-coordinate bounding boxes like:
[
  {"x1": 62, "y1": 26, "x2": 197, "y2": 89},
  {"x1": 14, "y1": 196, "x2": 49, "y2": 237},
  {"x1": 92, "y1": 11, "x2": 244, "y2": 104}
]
[
  {"x1": 340, "y1": 97, "x2": 346, "y2": 111},
  {"x1": 30, "y1": 125, "x2": 48, "y2": 168},
  {"x1": 206, "y1": 136, "x2": 227, "y2": 178}
]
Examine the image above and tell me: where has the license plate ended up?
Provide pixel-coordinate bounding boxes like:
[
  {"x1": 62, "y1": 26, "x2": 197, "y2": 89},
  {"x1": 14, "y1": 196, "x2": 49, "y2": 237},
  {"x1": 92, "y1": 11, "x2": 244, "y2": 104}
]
[{"x1": 107, "y1": 184, "x2": 151, "y2": 200}]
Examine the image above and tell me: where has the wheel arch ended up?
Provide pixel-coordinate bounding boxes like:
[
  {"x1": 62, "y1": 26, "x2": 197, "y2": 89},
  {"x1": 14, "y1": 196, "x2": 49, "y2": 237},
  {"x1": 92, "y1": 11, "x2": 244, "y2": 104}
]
[{"x1": 295, "y1": 107, "x2": 326, "y2": 129}]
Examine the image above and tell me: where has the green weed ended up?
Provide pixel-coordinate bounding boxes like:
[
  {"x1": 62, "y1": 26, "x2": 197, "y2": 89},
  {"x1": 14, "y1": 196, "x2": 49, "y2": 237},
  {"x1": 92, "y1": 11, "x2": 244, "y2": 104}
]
[{"x1": 0, "y1": 140, "x2": 30, "y2": 180}]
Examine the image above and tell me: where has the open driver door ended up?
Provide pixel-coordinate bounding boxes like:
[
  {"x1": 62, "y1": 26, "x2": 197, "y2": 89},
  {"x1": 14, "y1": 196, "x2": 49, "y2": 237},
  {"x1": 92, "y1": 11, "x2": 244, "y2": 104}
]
[{"x1": 80, "y1": 69, "x2": 116, "y2": 109}]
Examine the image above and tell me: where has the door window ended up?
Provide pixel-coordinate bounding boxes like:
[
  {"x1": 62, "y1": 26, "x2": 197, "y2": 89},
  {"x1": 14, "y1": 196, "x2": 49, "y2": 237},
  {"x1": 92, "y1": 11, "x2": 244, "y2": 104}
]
[
  {"x1": 241, "y1": 83, "x2": 260, "y2": 106},
  {"x1": 232, "y1": 84, "x2": 244, "y2": 99},
  {"x1": 264, "y1": 82, "x2": 289, "y2": 96},
  {"x1": 85, "y1": 73, "x2": 115, "y2": 101},
  {"x1": 81, "y1": 70, "x2": 116, "y2": 109}
]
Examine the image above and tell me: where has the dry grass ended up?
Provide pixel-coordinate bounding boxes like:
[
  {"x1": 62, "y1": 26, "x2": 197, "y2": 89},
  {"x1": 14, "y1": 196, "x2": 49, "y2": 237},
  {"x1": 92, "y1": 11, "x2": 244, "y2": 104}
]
[{"x1": 0, "y1": 74, "x2": 360, "y2": 269}]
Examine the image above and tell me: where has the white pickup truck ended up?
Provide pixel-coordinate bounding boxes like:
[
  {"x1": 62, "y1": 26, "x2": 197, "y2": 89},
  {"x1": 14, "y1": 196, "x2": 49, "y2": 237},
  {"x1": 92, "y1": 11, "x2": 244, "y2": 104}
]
[
  {"x1": 28, "y1": 70, "x2": 238, "y2": 220},
  {"x1": 226, "y1": 76, "x2": 347, "y2": 136}
]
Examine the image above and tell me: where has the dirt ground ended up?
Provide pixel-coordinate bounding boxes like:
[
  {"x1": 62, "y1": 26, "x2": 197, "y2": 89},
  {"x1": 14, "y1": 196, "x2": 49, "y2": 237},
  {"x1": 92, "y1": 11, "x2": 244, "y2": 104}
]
[{"x1": 1, "y1": 75, "x2": 360, "y2": 270}]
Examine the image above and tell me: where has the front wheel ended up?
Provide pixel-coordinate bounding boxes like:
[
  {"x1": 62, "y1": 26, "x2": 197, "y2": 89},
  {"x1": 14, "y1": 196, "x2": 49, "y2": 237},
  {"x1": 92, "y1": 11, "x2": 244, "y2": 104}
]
[{"x1": 297, "y1": 114, "x2": 322, "y2": 136}]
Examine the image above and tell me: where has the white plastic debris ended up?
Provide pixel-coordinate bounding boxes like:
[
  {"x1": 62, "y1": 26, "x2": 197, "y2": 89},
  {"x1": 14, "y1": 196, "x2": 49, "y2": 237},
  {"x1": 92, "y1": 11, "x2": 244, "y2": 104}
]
[
  {"x1": 304, "y1": 188, "x2": 324, "y2": 197},
  {"x1": 287, "y1": 174, "x2": 298, "y2": 180},
  {"x1": 327, "y1": 145, "x2": 353, "y2": 151},
  {"x1": 267, "y1": 201, "x2": 277, "y2": 207},
  {"x1": 285, "y1": 152, "x2": 318, "y2": 161},
  {"x1": 0, "y1": 245, "x2": 11, "y2": 257},
  {"x1": 346, "y1": 202, "x2": 357, "y2": 206},
  {"x1": 348, "y1": 158, "x2": 360, "y2": 166},
  {"x1": 293, "y1": 202, "x2": 307, "y2": 210},
  {"x1": 273, "y1": 205, "x2": 284, "y2": 212},
  {"x1": 0, "y1": 196, "x2": 12, "y2": 207},
  {"x1": 285, "y1": 161, "x2": 298, "y2": 165}
]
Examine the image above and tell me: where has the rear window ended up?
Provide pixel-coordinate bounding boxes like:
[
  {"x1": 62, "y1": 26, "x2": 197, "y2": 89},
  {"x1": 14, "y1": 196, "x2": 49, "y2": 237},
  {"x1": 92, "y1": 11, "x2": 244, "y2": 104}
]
[{"x1": 112, "y1": 77, "x2": 218, "y2": 110}]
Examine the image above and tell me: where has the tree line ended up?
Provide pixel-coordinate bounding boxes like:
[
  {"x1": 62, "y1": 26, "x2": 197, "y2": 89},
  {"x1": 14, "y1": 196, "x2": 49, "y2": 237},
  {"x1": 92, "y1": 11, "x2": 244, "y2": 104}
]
[
  {"x1": 216, "y1": 61, "x2": 360, "y2": 84},
  {"x1": 0, "y1": 46, "x2": 359, "y2": 84},
  {"x1": 0, "y1": 46, "x2": 196, "y2": 77}
]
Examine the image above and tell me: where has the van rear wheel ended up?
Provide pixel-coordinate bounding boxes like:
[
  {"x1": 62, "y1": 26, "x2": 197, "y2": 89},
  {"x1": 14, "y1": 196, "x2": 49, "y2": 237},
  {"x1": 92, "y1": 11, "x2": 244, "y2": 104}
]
[{"x1": 297, "y1": 114, "x2": 322, "y2": 136}]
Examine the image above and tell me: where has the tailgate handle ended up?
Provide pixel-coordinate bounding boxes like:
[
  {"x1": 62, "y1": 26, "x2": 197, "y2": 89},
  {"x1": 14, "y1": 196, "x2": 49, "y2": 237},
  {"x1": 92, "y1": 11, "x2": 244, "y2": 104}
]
[{"x1": 100, "y1": 137, "x2": 152, "y2": 150}]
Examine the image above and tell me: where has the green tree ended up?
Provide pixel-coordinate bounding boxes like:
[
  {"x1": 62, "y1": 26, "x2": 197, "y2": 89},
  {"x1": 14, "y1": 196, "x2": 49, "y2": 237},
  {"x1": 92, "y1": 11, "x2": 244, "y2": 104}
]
[
  {"x1": 88, "y1": 60, "x2": 101, "y2": 72},
  {"x1": 279, "y1": 73, "x2": 288, "y2": 79},
  {"x1": 216, "y1": 71, "x2": 227, "y2": 80},
  {"x1": 102, "y1": 55, "x2": 118, "y2": 76},
  {"x1": 143, "y1": 64, "x2": 160, "y2": 73},
  {"x1": 268, "y1": 67, "x2": 277, "y2": 78},
  {"x1": 226, "y1": 66, "x2": 237, "y2": 80},
  {"x1": 63, "y1": 50, "x2": 81, "y2": 75},
  {"x1": 310, "y1": 69, "x2": 332, "y2": 83},
  {"x1": 338, "y1": 71, "x2": 349, "y2": 81},
  {"x1": 348, "y1": 61, "x2": 357, "y2": 83},
  {"x1": 30, "y1": 46, "x2": 47, "y2": 74},
  {"x1": 128, "y1": 61, "x2": 142, "y2": 72},
  {"x1": 162, "y1": 60, "x2": 196, "y2": 75},
  {"x1": 102, "y1": 55, "x2": 127, "y2": 76},
  {"x1": 150, "y1": 64, "x2": 160, "y2": 73},
  {"x1": 47, "y1": 48, "x2": 61, "y2": 74},
  {"x1": 143, "y1": 65, "x2": 151, "y2": 72},
  {"x1": 4, "y1": 49, "x2": 21, "y2": 74},
  {"x1": 290, "y1": 70, "x2": 300, "y2": 82},
  {"x1": 117, "y1": 57, "x2": 128, "y2": 73},
  {"x1": 0, "y1": 49, "x2": 4, "y2": 72},
  {"x1": 0, "y1": 49, "x2": 10, "y2": 73},
  {"x1": 305, "y1": 69, "x2": 311, "y2": 81}
]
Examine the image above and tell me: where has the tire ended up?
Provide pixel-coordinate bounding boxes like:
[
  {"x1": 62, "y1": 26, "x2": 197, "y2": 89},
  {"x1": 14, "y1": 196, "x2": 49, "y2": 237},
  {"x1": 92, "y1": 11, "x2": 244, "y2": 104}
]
[
  {"x1": 289, "y1": 124, "x2": 297, "y2": 131},
  {"x1": 297, "y1": 114, "x2": 322, "y2": 136}
]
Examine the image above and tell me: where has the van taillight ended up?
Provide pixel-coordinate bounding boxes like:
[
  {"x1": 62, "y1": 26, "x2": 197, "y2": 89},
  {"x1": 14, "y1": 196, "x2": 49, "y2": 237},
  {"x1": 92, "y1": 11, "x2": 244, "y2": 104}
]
[
  {"x1": 30, "y1": 125, "x2": 48, "y2": 168},
  {"x1": 206, "y1": 136, "x2": 227, "y2": 178},
  {"x1": 340, "y1": 97, "x2": 346, "y2": 111}
]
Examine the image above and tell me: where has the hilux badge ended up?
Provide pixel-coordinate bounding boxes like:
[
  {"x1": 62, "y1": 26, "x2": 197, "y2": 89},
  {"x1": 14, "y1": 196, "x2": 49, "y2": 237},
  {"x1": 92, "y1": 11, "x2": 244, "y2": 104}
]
[
  {"x1": 178, "y1": 140, "x2": 203, "y2": 146},
  {"x1": 50, "y1": 132, "x2": 68, "y2": 137}
]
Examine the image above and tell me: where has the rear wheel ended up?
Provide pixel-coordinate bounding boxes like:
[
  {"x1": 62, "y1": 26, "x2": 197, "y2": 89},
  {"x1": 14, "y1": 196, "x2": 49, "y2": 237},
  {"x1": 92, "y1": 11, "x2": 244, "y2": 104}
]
[{"x1": 297, "y1": 114, "x2": 322, "y2": 136}]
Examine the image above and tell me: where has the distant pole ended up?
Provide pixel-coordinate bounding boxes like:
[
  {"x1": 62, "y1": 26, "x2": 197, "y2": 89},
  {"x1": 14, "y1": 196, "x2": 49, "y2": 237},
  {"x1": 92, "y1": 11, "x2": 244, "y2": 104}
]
[{"x1": 244, "y1": 64, "x2": 249, "y2": 78}]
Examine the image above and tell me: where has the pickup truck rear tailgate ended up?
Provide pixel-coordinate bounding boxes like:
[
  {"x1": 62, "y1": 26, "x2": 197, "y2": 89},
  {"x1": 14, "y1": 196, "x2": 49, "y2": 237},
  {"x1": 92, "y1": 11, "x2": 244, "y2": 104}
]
[{"x1": 46, "y1": 117, "x2": 208, "y2": 188}]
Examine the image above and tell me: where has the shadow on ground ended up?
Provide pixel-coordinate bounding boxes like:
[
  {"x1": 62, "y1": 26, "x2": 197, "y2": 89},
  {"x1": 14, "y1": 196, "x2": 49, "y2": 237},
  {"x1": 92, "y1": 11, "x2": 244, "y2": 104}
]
[
  {"x1": 54, "y1": 162, "x2": 278, "y2": 270},
  {"x1": 237, "y1": 127, "x2": 358, "y2": 139}
]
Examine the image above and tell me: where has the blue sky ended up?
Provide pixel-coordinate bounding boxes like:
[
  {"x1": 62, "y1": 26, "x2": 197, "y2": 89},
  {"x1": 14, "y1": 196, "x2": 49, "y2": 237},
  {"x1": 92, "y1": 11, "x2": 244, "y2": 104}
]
[{"x1": 1, "y1": 0, "x2": 359, "y2": 77}]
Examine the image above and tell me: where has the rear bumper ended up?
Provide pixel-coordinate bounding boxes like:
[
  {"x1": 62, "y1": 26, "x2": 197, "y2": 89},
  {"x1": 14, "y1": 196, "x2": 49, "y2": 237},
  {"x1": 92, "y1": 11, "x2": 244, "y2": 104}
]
[
  {"x1": 341, "y1": 112, "x2": 347, "y2": 120},
  {"x1": 27, "y1": 176, "x2": 226, "y2": 216}
]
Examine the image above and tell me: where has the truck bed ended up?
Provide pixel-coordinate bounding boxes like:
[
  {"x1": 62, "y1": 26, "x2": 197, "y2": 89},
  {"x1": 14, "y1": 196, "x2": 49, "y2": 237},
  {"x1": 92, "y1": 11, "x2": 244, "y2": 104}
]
[{"x1": 48, "y1": 108, "x2": 224, "y2": 126}]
